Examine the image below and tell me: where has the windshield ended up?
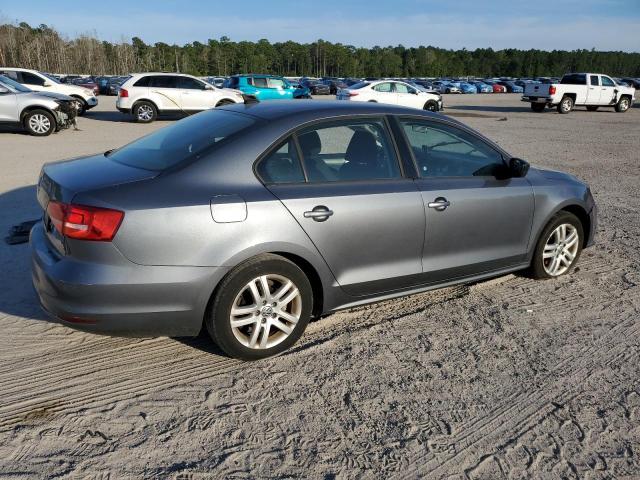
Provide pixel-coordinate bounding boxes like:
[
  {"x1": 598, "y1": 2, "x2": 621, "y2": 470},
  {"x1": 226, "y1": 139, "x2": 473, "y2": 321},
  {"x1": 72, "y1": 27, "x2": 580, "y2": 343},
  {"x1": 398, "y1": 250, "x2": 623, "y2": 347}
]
[
  {"x1": 107, "y1": 109, "x2": 257, "y2": 171},
  {"x1": 41, "y1": 73, "x2": 61, "y2": 84},
  {"x1": 0, "y1": 75, "x2": 31, "y2": 92}
]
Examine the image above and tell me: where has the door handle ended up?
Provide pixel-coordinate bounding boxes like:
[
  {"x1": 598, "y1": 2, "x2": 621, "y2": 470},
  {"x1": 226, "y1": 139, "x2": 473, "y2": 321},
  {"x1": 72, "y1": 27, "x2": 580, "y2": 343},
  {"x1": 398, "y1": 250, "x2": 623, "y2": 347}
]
[
  {"x1": 303, "y1": 205, "x2": 333, "y2": 222},
  {"x1": 428, "y1": 197, "x2": 450, "y2": 211}
]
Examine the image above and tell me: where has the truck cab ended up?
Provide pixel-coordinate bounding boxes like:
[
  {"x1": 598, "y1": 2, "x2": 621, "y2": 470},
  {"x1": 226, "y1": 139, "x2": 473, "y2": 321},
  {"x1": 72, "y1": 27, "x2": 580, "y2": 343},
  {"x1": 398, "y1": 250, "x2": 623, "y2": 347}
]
[{"x1": 522, "y1": 73, "x2": 635, "y2": 114}]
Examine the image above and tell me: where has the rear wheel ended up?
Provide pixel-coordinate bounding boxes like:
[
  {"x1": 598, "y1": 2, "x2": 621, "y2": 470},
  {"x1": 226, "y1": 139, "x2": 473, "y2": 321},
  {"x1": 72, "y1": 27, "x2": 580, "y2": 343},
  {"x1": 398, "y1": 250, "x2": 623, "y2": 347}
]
[
  {"x1": 24, "y1": 109, "x2": 55, "y2": 136},
  {"x1": 133, "y1": 101, "x2": 157, "y2": 123},
  {"x1": 206, "y1": 254, "x2": 313, "y2": 360},
  {"x1": 529, "y1": 211, "x2": 583, "y2": 279},
  {"x1": 615, "y1": 96, "x2": 631, "y2": 113},
  {"x1": 586, "y1": 106, "x2": 599, "y2": 112},
  {"x1": 530, "y1": 103, "x2": 546, "y2": 112},
  {"x1": 557, "y1": 96, "x2": 574, "y2": 114}
]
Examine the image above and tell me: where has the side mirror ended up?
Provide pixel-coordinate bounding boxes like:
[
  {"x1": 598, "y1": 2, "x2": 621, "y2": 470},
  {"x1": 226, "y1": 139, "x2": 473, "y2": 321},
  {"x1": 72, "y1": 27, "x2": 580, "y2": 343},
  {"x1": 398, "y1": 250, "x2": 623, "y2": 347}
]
[
  {"x1": 204, "y1": 84, "x2": 214, "y2": 90},
  {"x1": 0, "y1": 86, "x2": 10, "y2": 94},
  {"x1": 509, "y1": 157, "x2": 530, "y2": 178},
  {"x1": 43, "y1": 81, "x2": 52, "y2": 87}
]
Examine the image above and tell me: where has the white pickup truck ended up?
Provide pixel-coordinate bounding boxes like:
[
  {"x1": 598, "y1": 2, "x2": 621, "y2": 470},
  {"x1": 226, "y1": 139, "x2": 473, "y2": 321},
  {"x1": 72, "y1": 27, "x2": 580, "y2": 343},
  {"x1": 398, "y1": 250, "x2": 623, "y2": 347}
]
[{"x1": 522, "y1": 73, "x2": 635, "y2": 114}]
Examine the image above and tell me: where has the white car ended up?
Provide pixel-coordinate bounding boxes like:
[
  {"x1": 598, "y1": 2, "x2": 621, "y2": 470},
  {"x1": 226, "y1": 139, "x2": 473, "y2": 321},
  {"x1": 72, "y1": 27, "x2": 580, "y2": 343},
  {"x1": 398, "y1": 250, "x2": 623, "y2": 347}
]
[
  {"x1": 522, "y1": 73, "x2": 636, "y2": 114},
  {"x1": 116, "y1": 73, "x2": 244, "y2": 123},
  {"x1": 336, "y1": 80, "x2": 443, "y2": 111},
  {"x1": 0, "y1": 67, "x2": 98, "y2": 114},
  {"x1": 0, "y1": 75, "x2": 78, "y2": 136}
]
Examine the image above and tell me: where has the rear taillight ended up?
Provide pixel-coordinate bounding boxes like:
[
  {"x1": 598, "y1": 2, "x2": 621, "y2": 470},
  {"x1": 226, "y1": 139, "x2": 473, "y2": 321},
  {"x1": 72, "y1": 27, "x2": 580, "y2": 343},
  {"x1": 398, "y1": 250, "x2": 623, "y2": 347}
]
[
  {"x1": 46, "y1": 201, "x2": 124, "y2": 241},
  {"x1": 549, "y1": 85, "x2": 556, "y2": 95},
  {"x1": 348, "y1": 91, "x2": 359, "y2": 97},
  {"x1": 119, "y1": 88, "x2": 128, "y2": 98}
]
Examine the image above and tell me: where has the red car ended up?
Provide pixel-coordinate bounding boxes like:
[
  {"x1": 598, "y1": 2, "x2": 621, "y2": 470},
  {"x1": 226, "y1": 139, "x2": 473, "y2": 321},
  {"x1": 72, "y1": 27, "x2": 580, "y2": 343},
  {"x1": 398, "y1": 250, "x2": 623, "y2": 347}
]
[
  {"x1": 483, "y1": 80, "x2": 507, "y2": 93},
  {"x1": 72, "y1": 78, "x2": 99, "y2": 96}
]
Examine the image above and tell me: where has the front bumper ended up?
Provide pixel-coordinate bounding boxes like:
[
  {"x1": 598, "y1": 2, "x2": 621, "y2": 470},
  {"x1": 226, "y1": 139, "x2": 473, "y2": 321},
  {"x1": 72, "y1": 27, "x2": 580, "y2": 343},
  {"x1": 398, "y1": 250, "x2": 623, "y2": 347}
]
[
  {"x1": 84, "y1": 96, "x2": 98, "y2": 109},
  {"x1": 30, "y1": 223, "x2": 229, "y2": 337}
]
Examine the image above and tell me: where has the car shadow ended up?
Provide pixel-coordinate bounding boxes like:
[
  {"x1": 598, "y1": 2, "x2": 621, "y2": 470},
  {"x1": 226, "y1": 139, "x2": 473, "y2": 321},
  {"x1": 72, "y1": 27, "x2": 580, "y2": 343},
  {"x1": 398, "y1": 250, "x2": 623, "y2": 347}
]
[
  {"x1": 0, "y1": 184, "x2": 51, "y2": 321},
  {"x1": 0, "y1": 125, "x2": 29, "y2": 135},
  {"x1": 448, "y1": 105, "x2": 535, "y2": 113},
  {"x1": 84, "y1": 110, "x2": 188, "y2": 123}
]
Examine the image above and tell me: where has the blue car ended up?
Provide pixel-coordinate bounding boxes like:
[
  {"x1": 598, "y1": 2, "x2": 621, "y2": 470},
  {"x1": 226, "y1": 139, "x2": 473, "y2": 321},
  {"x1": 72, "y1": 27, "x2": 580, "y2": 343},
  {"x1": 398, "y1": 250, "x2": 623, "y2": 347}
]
[
  {"x1": 458, "y1": 82, "x2": 478, "y2": 94},
  {"x1": 469, "y1": 81, "x2": 493, "y2": 93},
  {"x1": 224, "y1": 74, "x2": 310, "y2": 100}
]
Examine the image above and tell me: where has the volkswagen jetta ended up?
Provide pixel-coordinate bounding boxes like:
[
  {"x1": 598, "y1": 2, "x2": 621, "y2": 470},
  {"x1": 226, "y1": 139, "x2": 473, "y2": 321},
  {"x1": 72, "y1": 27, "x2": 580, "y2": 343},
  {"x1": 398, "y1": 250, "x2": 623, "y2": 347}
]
[{"x1": 31, "y1": 101, "x2": 597, "y2": 360}]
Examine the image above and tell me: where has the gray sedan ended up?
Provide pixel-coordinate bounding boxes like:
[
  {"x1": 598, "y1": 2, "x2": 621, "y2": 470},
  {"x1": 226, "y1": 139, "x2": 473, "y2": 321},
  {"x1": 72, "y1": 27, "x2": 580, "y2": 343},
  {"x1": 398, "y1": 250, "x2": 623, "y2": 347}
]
[{"x1": 31, "y1": 101, "x2": 596, "y2": 360}]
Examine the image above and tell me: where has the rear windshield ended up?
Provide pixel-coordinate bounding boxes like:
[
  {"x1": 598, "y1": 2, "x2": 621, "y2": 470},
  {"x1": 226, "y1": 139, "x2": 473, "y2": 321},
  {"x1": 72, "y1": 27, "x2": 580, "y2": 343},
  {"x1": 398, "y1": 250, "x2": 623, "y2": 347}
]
[
  {"x1": 349, "y1": 82, "x2": 370, "y2": 89},
  {"x1": 107, "y1": 110, "x2": 256, "y2": 171},
  {"x1": 561, "y1": 74, "x2": 586, "y2": 85}
]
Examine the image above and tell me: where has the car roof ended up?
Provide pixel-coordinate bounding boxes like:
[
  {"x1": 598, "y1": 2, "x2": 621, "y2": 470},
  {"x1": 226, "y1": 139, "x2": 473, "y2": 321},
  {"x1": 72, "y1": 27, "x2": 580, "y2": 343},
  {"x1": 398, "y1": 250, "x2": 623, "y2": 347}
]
[{"x1": 220, "y1": 99, "x2": 450, "y2": 123}]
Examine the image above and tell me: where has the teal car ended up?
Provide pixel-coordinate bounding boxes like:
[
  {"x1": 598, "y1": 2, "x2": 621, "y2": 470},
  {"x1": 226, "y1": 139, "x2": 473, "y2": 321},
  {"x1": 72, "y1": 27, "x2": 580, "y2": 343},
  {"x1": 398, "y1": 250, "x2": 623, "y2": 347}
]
[{"x1": 225, "y1": 74, "x2": 310, "y2": 100}]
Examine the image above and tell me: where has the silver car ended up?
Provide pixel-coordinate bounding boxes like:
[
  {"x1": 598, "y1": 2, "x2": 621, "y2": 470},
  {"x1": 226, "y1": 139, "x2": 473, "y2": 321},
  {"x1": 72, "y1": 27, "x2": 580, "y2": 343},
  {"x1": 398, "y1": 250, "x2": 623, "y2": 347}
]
[{"x1": 31, "y1": 101, "x2": 596, "y2": 360}]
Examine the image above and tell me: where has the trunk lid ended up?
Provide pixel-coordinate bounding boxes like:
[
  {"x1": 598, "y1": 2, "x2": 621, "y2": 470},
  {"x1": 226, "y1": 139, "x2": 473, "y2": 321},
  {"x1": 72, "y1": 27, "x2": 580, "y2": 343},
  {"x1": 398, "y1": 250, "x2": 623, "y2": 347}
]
[{"x1": 37, "y1": 154, "x2": 157, "y2": 254}]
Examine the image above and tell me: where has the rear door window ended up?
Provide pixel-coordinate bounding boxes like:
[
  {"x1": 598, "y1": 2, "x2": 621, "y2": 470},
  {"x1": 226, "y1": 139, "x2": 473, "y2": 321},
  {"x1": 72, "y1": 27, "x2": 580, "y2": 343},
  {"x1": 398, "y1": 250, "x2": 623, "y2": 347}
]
[
  {"x1": 590, "y1": 75, "x2": 599, "y2": 86},
  {"x1": 253, "y1": 77, "x2": 268, "y2": 88},
  {"x1": 296, "y1": 119, "x2": 401, "y2": 182},
  {"x1": 134, "y1": 76, "x2": 151, "y2": 87},
  {"x1": 268, "y1": 78, "x2": 285, "y2": 88},
  {"x1": 0, "y1": 70, "x2": 19, "y2": 81},
  {"x1": 149, "y1": 76, "x2": 178, "y2": 88}
]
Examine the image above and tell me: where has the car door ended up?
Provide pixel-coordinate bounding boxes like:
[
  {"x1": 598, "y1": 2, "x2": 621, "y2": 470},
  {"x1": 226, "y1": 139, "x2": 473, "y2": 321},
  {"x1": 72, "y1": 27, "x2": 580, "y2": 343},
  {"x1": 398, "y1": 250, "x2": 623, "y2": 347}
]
[
  {"x1": 586, "y1": 75, "x2": 601, "y2": 104},
  {"x1": 371, "y1": 82, "x2": 395, "y2": 105},
  {"x1": 397, "y1": 116, "x2": 534, "y2": 283},
  {"x1": 149, "y1": 75, "x2": 181, "y2": 111},
  {"x1": 394, "y1": 82, "x2": 421, "y2": 109},
  {"x1": 176, "y1": 76, "x2": 212, "y2": 110},
  {"x1": 599, "y1": 76, "x2": 617, "y2": 105},
  {"x1": 258, "y1": 117, "x2": 426, "y2": 296}
]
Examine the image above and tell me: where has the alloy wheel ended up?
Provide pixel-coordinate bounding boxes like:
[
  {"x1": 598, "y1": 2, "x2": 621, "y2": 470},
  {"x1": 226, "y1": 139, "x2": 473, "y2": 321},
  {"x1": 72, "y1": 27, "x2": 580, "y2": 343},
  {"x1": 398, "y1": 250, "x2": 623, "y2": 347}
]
[
  {"x1": 137, "y1": 105, "x2": 154, "y2": 121},
  {"x1": 542, "y1": 223, "x2": 580, "y2": 276},
  {"x1": 28, "y1": 114, "x2": 51, "y2": 134},
  {"x1": 229, "y1": 274, "x2": 302, "y2": 349}
]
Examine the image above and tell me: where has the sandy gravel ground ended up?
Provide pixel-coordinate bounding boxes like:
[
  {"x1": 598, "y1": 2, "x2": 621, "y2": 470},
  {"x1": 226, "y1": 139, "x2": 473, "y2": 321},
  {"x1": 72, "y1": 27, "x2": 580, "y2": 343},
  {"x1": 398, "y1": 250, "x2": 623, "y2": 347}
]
[{"x1": 0, "y1": 95, "x2": 639, "y2": 479}]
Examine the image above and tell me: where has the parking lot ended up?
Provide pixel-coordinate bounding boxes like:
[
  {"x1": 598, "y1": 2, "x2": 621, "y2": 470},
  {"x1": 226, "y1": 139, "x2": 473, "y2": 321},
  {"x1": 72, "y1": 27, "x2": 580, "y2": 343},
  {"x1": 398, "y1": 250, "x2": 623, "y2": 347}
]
[{"x1": 1, "y1": 94, "x2": 639, "y2": 478}]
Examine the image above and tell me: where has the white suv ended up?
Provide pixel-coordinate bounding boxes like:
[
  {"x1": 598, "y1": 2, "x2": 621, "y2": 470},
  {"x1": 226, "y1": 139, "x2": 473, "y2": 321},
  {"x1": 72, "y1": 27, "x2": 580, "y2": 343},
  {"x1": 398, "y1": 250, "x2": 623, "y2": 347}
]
[
  {"x1": 117, "y1": 73, "x2": 244, "y2": 123},
  {"x1": 0, "y1": 67, "x2": 98, "y2": 114}
]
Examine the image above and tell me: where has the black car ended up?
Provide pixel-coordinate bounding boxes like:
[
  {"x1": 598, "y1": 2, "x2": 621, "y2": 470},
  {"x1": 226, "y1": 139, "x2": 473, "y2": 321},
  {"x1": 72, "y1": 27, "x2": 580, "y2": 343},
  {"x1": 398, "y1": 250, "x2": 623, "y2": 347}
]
[
  {"x1": 321, "y1": 78, "x2": 348, "y2": 94},
  {"x1": 300, "y1": 78, "x2": 330, "y2": 95}
]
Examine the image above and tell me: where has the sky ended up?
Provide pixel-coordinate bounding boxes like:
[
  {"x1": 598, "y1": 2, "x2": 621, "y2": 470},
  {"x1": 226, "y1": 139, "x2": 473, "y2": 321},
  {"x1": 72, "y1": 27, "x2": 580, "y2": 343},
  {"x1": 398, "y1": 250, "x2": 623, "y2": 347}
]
[{"x1": 1, "y1": 0, "x2": 639, "y2": 51}]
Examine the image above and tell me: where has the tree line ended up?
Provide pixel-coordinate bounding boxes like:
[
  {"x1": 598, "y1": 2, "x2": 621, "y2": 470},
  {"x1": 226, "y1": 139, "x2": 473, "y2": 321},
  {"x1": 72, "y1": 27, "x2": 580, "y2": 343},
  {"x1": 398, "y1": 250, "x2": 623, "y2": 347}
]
[{"x1": 1, "y1": 21, "x2": 639, "y2": 78}]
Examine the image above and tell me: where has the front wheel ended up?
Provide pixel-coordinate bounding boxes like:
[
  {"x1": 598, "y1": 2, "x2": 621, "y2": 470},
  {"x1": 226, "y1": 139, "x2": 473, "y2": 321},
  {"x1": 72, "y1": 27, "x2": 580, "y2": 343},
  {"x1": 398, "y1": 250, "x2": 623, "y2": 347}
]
[
  {"x1": 530, "y1": 103, "x2": 546, "y2": 112},
  {"x1": 24, "y1": 109, "x2": 56, "y2": 136},
  {"x1": 615, "y1": 96, "x2": 631, "y2": 113},
  {"x1": 71, "y1": 97, "x2": 86, "y2": 115},
  {"x1": 424, "y1": 100, "x2": 438, "y2": 112},
  {"x1": 557, "y1": 96, "x2": 574, "y2": 114},
  {"x1": 206, "y1": 254, "x2": 313, "y2": 360},
  {"x1": 529, "y1": 211, "x2": 584, "y2": 279}
]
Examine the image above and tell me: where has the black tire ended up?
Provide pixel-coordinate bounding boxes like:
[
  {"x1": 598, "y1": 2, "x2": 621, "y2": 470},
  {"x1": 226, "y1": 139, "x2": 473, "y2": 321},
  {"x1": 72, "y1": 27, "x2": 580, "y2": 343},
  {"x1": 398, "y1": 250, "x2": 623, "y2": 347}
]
[
  {"x1": 615, "y1": 96, "x2": 631, "y2": 113},
  {"x1": 215, "y1": 99, "x2": 235, "y2": 107},
  {"x1": 133, "y1": 101, "x2": 157, "y2": 123},
  {"x1": 24, "y1": 109, "x2": 56, "y2": 136},
  {"x1": 557, "y1": 96, "x2": 574, "y2": 114},
  {"x1": 586, "y1": 106, "x2": 599, "y2": 112},
  {"x1": 71, "y1": 96, "x2": 87, "y2": 115},
  {"x1": 424, "y1": 100, "x2": 438, "y2": 112},
  {"x1": 530, "y1": 103, "x2": 546, "y2": 112},
  {"x1": 206, "y1": 254, "x2": 313, "y2": 360},
  {"x1": 528, "y1": 211, "x2": 584, "y2": 280}
]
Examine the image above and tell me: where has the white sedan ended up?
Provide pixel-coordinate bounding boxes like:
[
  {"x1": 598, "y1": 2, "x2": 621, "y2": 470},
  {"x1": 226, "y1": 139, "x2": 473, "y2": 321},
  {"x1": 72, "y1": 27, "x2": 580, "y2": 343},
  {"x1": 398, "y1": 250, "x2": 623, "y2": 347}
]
[{"x1": 337, "y1": 80, "x2": 443, "y2": 111}]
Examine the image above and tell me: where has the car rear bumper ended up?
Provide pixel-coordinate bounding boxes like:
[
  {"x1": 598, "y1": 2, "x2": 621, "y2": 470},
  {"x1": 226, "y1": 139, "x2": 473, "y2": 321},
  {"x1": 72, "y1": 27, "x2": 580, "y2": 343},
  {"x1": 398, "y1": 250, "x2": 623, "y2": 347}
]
[{"x1": 30, "y1": 222, "x2": 229, "y2": 337}]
